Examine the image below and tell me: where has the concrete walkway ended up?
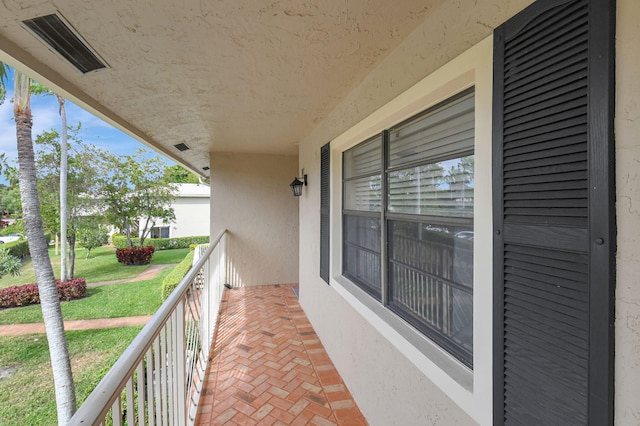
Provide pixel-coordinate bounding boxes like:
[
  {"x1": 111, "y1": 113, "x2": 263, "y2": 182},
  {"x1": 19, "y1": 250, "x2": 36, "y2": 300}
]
[
  {"x1": 87, "y1": 263, "x2": 177, "y2": 287},
  {"x1": 0, "y1": 263, "x2": 176, "y2": 337},
  {"x1": 0, "y1": 315, "x2": 153, "y2": 336}
]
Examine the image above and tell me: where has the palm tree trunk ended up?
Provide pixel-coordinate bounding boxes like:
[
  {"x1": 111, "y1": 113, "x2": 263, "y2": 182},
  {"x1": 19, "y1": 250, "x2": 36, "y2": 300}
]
[
  {"x1": 14, "y1": 72, "x2": 76, "y2": 423},
  {"x1": 58, "y1": 95, "x2": 69, "y2": 282},
  {"x1": 68, "y1": 234, "x2": 76, "y2": 278}
]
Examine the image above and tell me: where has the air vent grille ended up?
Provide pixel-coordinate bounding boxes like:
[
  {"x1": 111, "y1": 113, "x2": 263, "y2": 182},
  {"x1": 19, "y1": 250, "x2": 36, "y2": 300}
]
[
  {"x1": 23, "y1": 14, "x2": 106, "y2": 74},
  {"x1": 174, "y1": 143, "x2": 190, "y2": 152}
]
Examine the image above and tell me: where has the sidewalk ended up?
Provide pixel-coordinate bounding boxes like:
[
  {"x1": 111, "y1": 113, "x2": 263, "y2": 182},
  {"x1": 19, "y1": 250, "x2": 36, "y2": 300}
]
[
  {"x1": 0, "y1": 315, "x2": 153, "y2": 336},
  {"x1": 0, "y1": 263, "x2": 175, "y2": 337}
]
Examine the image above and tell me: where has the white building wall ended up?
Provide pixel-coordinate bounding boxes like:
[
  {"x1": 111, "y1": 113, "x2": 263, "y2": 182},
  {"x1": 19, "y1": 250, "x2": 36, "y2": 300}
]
[
  {"x1": 210, "y1": 152, "x2": 299, "y2": 287},
  {"x1": 297, "y1": 0, "x2": 640, "y2": 424},
  {"x1": 170, "y1": 196, "x2": 210, "y2": 238}
]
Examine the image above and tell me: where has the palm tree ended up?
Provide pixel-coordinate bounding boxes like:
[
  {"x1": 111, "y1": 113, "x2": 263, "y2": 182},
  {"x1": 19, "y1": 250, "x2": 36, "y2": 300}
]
[
  {"x1": 0, "y1": 62, "x2": 7, "y2": 104},
  {"x1": 57, "y1": 93, "x2": 69, "y2": 281},
  {"x1": 31, "y1": 83, "x2": 70, "y2": 280},
  {"x1": 13, "y1": 70, "x2": 77, "y2": 423}
]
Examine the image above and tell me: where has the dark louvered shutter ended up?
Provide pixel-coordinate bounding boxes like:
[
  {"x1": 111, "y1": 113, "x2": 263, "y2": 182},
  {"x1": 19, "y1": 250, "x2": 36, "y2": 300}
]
[
  {"x1": 320, "y1": 142, "x2": 330, "y2": 283},
  {"x1": 493, "y1": 0, "x2": 615, "y2": 424}
]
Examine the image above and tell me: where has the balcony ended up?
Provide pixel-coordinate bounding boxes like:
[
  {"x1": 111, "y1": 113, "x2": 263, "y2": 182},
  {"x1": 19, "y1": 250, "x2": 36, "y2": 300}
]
[{"x1": 68, "y1": 230, "x2": 366, "y2": 425}]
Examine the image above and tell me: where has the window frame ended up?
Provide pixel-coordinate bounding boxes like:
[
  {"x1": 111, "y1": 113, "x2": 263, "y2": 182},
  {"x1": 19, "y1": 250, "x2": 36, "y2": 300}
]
[
  {"x1": 342, "y1": 89, "x2": 475, "y2": 367},
  {"x1": 320, "y1": 142, "x2": 331, "y2": 284}
]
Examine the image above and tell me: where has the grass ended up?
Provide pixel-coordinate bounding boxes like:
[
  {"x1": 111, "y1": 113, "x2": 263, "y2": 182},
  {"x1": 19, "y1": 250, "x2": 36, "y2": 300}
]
[
  {"x1": 0, "y1": 245, "x2": 189, "y2": 289},
  {"x1": 0, "y1": 246, "x2": 192, "y2": 424},
  {"x1": 0, "y1": 267, "x2": 170, "y2": 325},
  {"x1": 0, "y1": 327, "x2": 143, "y2": 425}
]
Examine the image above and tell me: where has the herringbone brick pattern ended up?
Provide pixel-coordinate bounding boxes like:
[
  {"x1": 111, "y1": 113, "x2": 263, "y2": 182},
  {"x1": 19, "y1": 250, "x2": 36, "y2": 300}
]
[{"x1": 195, "y1": 284, "x2": 367, "y2": 425}]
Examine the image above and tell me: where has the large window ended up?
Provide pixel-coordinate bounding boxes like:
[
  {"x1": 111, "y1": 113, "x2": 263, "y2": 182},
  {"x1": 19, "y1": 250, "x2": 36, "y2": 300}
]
[{"x1": 343, "y1": 89, "x2": 474, "y2": 366}]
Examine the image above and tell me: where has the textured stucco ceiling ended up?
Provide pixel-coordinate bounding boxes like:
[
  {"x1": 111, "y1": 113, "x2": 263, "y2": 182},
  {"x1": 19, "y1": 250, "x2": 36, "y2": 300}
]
[{"x1": 0, "y1": 1, "x2": 440, "y2": 176}]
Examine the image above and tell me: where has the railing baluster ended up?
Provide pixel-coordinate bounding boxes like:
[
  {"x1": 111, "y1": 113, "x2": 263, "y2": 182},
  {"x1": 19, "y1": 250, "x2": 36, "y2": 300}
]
[
  {"x1": 166, "y1": 317, "x2": 175, "y2": 426},
  {"x1": 153, "y1": 338, "x2": 162, "y2": 425},
  {"x1": 112, "y1": 396, "x2": 122, "y2": 426},
  {"x1": 146, "y1": 347, "x2": 156, "y2": 426},
  {"x1": 160, "y1": 326, "x2": 169, "y2": 426},
  {"x1": 68, "y1": 231, "x2": 227, "y2": 426},
  {"x1": 176, "y1": 298, "x2": 186, "y2": 424},
  {"x1": 137, "y1": 361, "x2": 146, "y2": 426},
  {"x1": 126, "y1": 376, "x2": 135, "y2": 425}
]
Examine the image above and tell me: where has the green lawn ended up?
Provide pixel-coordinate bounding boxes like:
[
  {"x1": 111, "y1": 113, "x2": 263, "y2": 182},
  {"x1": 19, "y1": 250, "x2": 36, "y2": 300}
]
[
  {"x1": 0, "y1": 327, "x2": 143, "y2": 425},
  {"x1": 0, "y1": 245, "x2": 189, "y2": 289},
  {"x1": 0, "y1": 267, "x2": 170, "y2": 325},
  {"x1": 0, "y1": 246, "x2": 192, "y2": 425}
]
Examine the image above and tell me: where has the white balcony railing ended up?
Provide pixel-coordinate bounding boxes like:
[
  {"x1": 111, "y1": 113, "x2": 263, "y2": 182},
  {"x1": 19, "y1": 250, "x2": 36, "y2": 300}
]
[{"x1": 69, "y1": 229, "x2": 227, "y2": 426}]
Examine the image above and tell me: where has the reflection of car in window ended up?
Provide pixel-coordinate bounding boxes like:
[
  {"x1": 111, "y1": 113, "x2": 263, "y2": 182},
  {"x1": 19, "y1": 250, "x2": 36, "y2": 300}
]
[
  {"x1": 0, "y1": 234, "x2": 26, "y2": 244},
  {"x1": 454, "y1": 231, "x2": 474, "y2": 240}
]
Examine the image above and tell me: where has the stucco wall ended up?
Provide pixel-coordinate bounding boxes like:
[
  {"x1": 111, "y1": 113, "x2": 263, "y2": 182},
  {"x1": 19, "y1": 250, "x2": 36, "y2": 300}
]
[
  {"x1": 296, "y1": 0, "x2": 640, "y2": 425},
  {"x1": 615, "y1": 0, "x2": 640, "y2": 422},
  {"x1": 171, "y1": 197, "x2": 210, "y2": 238},
  {"x1": 210, "y1": 152, "x2": 299, "y2": 287},
  {"x1": 297, "y1": 1, "x2": 534, "y2": 424}
]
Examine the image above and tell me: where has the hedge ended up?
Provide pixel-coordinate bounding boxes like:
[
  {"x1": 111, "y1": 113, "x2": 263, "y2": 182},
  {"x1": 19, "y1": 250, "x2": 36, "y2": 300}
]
[
  {"x1": 161, "y1": 250, "x2": 194, "y2": 300},
  {"x1": 2, "y1": 239, "x2": 29, "y2": 258},
  {"x1": 113, "y1": 235, "x2": 209, "y2": 250},
  {"x1": 0, "y1": 278, "x2": 87, "y2": 308},
  {"x1": 1, "y1": 233, "x2": 52, "y2": 259}
]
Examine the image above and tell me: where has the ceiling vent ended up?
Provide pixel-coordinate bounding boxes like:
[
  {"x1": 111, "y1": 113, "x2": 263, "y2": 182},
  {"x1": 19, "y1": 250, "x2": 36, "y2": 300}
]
[
  {"x1": 22, "y1": 13, "x2": 107, "y2": 74},
  {"x1": 202, "y1": 166, "x2": 210, "y2": 171},
  {"x1": 174, "y1": 143, "x2": 190, "y2": 152}
]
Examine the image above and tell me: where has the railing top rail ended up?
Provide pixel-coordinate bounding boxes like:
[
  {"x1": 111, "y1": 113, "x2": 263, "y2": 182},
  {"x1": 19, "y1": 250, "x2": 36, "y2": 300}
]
[{"x1": 69, "y1": 229, "x2": 227, "y2": 425}]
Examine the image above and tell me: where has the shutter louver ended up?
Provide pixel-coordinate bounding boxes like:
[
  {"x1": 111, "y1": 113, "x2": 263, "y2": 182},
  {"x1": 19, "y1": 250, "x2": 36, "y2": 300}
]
[
  {"x1": 320, "y1": 142, "x2": 330, "y2": 284},
  {"x1": 493, "y1": 0, "x2": 615, "y2": 424}
]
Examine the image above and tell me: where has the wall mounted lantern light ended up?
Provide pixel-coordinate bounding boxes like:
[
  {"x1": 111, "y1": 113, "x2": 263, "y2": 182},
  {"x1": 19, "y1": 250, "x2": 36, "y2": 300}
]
[{"x1": 289, "y1": 174, "x2": 307, "y2": 197}]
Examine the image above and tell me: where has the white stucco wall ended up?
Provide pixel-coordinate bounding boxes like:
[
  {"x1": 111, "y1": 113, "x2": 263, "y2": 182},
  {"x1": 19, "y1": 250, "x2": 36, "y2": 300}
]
[
  {"x1": 210, "y1": 152, "x2": 299, "y2": 287},
  {"x1": 615, "y1": 0, "x2": 640, "y2": 422},
  {"x1": 171, "y1": 196, "x2": 210, "y2": 237},
  {"x1": 297, "y1": 0, "x2": 640, "y2": 425}
]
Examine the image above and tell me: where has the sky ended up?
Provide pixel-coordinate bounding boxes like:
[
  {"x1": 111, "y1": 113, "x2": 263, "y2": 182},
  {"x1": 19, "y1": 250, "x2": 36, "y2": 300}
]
[{"x1": 0, "y1": 67, "x2": 174, "y2": 185}]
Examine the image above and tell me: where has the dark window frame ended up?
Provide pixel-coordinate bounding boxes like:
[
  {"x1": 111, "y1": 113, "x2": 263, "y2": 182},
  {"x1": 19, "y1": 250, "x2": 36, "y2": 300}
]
[
  {"x1": 342, "y1": 89, "x2": 475, "y2": 366},
  {"x1": 320, "y1": 142, "x2": 331, "y2": 284}
]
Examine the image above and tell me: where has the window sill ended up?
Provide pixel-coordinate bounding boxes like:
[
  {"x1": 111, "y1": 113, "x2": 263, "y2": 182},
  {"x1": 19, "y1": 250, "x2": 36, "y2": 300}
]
[{"x1": 332, "y1": 274, "x2": 473, "y2": 392}]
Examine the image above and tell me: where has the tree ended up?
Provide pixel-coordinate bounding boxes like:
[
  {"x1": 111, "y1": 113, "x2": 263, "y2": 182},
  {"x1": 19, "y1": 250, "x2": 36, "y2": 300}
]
[
  {"x1": 165, "y1": 164, "x2": 200, "y2": 183},
  {"x1": 0, "y1": 62, "x2": 7, "y2": 105},
  {"x1": 99, "y1": 150, "x2": 177, "y2": 248},
  {"x1": 57, "y1": 94, "x2": 69, "y2": 281},
  {"x1": 77, "y1": 221, "x2": 108, "y2": 259},
  {"x1": 35, "y1": 127, "x2": 104, "y2": 277},
  {"x1": 12, "y1": 70, "x2": 76, "y2": 422},
  {"x1": 0, "y1": 185, "x2": 22, "y2": 217},
  {"x1": 30, "y1": 83, "x2": 71, "y2": 282}
]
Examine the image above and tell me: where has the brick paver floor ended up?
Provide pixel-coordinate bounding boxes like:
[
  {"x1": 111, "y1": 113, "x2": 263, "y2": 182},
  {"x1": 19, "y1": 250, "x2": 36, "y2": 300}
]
[{"x1": 196, "y1": 284, "x2": 368, "y2": 426}]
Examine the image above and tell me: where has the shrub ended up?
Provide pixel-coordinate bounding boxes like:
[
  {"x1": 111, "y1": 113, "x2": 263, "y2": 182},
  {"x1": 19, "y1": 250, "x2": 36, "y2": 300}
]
[
  {"x1": 0, "y1": 249, "x2": 21, "y2": 278},
  {"x1": 112, "y1": 235, "x2": 209, "y2": 250},
  {"x1": 0, "y1": 278, "x2": 87, "y2": 308},
  {"x1": 161, "y1": 250, "x2": 194, "y2": 300},
  {"x1": 57, "y1": 278, "x2": 88, "y2": 301},
  {"x1": 189, "y1": 244, "x2": 198, "y2": 251},
  {"x1": 116, "y1": 246, "x2": 155, "y2": 265}
]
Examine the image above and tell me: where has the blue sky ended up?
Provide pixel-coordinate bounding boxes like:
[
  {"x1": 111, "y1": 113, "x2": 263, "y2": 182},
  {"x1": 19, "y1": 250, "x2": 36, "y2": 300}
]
[{"x1": 0, "y1": 67, "x2": 174, "y2": 185}]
